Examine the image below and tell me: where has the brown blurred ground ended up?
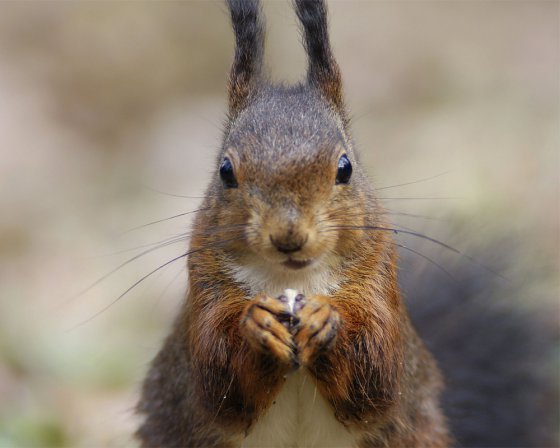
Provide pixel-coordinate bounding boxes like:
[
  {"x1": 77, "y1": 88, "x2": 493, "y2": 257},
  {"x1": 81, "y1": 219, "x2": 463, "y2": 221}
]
[{"x1": 0, "y1": 1, "x2": 557, "y2": 446}]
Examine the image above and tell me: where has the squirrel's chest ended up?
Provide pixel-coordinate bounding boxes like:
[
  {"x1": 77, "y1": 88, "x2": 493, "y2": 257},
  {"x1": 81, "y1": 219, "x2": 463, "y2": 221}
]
[
  {"x1": 227, "y1": 256, "x2": 342, "y2": 298},
  {"x1": 242, "y1": 371, "x2": 355, "y2": 448}
]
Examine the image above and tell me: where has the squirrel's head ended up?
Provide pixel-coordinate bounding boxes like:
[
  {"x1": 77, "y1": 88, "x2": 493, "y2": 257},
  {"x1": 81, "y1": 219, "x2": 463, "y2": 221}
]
[{"x1": 203, "y1": 0, "x2": 374, "y2": 276}]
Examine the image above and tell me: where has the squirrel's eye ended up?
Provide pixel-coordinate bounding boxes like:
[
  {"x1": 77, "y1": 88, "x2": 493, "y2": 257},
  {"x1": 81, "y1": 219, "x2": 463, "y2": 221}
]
[
  {"x1": 219, "y1": 157, "x2": 238, "y2": 188},
  {"x1": 336, "y1": 154, "x2": 352, "y2": 185}
]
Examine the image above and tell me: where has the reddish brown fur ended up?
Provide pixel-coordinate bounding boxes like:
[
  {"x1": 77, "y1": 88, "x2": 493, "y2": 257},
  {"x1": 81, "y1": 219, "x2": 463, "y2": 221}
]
[
  {"x1": 136, "y1": 197, "x2": 450, "y2": 446},
  {"x1": 136, "y1": 1, "x2": 450, "y2": 446}
]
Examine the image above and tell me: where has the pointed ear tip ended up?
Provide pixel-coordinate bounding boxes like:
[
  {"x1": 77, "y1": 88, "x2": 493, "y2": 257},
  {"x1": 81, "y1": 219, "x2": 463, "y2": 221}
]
[{"x1": 226, "y1": 0, "x2": 266, "y2": 113}]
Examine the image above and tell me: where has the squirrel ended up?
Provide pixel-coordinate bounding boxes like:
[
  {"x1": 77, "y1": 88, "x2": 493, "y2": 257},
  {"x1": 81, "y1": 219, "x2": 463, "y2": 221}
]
[{"x1": 136, "y1": 1, "x2": 556, "y2": 447}]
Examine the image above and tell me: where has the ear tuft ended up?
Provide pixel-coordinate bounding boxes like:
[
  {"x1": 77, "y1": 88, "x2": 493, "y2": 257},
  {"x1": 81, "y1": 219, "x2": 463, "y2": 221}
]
[
  {"x1": 226, "y1": 0, "x2": 265, "y2": 116},
  {"x1": 293, "y1": 0, "x2": 345, "y2": 114}
]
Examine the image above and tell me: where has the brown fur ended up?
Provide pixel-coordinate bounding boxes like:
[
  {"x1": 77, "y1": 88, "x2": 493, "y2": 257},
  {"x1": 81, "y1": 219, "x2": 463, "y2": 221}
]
[{"x1": 136, "y1": 1, "x2": 450, "y2": 446}]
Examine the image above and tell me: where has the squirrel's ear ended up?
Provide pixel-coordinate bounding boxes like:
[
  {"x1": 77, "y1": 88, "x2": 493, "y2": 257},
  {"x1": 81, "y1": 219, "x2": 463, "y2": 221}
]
[
  {"x1": 226, "y1": 0, "x2": 265, "y2": 116},
  {"x1": 294, "y1": 0, "x2": 345, "y2": 115}
]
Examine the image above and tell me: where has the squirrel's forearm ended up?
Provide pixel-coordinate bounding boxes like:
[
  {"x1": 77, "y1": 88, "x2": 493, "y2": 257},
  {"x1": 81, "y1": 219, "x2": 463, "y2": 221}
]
[
  {"x1": 308, "y1": 294, "x2": 404, "y2": 426},
  {"x1": 187, "y1": 294, "x2": 287, "y2": 430}
]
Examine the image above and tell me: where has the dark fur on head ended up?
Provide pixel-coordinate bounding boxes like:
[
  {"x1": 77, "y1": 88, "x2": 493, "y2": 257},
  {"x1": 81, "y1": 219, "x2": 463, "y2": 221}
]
[
  {"x1": 220, "y1": 0, "x2": 359, "y2": 265},
  {"x1": 293, "y1": 0, "x2": 345, "y2": 116},
  {"x1": 227, "y1": 0, "x2": 265, "y2": 115},
  {"x1": 212, "y1": 84, "x2": 369, "y2": 280},
  {"x1": 228, "y1": 0, "x2": 345, "y2": 121}
]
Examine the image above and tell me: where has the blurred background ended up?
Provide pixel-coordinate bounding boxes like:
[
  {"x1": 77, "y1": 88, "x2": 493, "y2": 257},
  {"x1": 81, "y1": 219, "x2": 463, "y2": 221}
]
[{"x1": 0, "y1": 1, "x2": 557, "y2": 446}]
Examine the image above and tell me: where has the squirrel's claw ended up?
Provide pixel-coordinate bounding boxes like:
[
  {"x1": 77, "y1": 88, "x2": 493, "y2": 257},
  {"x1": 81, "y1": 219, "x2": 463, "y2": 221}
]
[
  {"x1": 240, "y1": 294, "x2": 299, "y2": 369},
  {"x1": 294, "y1": 295, "x2": 340, "y2": 366}
]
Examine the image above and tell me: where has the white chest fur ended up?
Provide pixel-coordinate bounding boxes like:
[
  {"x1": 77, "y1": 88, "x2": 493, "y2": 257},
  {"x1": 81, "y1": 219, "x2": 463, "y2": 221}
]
[
  {"x1": 228, "y1": 259, "x2": 355, "y2": 447},
  {"x1": 227, "y1": 254, "x2": 342, "y2": 298},
  {"x1": 242, "y1": 370, "x2": 355, "y2": 448}
]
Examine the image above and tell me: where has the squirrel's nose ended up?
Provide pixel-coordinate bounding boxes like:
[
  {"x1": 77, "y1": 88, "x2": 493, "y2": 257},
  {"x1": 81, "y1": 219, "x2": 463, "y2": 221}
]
[{"x1": 270, "y1": 234, "x2": 308, "y2": 254}]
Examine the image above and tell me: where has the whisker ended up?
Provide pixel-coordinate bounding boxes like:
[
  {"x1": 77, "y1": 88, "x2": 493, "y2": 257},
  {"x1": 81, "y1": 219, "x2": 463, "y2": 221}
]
[
  {"x1": 375, "y1": 171, "x2": 453, "y2": 191},
  {"x1": 121, "y1": 208, "x2": 210, "y2": 234},
  {"x1": 89, "y1": 232, "x2": 191, "y2": 258},
  {"x1": 318, "y1": 204, "x2": 370, "y2": 224},
  {"x1": 378, "y1": 196, "x2": 461, "y2": 200},
  {"x1": 382, "y1": 211, "x2": 444, "y2": 222},
  {"x1": 325, "y1": 210, "x2": 443, "y2": 223},
  {"x1": 91, "y1": 223, "x2": 247, "y2": 259},
  {"x1": 391, "y1": 242, "x2": 457, "y2": 282},
  {"x1": 68, "y1": 235, "x2": 245, "y2": 330},
  {"x1": 326, "y1": 224, "x2": 460, "y2": 254},
  {"x1": 66, "y1": 225, "x2": 248, "y2": 305},
  {"x1": 320, "y1": 204, "x2": 444, "y2": 225},
  {"x1": 64, "y1": 236, "x2": 191, "y2": 306},
  {"x1": 325, "y1": 225, "x2": 508, "y2": 281},
  {"x1": 459, "y1": 252, "x2": 509, "y2": 281},
  {"x1": 384, "y1": 221, "x2": 429, "y2": 235},
  {"x1": 68, "y1": 253, "x2": 190, "y2": 330},
  {"x1": 150, "y1": 264, "x2": 186, "y2": 312},
  {"x1": 144, "y1": 185, "x2": 213, "y2": 199}
]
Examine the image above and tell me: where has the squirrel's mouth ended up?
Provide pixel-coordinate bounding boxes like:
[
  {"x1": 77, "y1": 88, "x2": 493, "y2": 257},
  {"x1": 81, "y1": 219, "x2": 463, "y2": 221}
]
[{"x1": 282, "y1": 258, "x2": 314, "y2": 270}]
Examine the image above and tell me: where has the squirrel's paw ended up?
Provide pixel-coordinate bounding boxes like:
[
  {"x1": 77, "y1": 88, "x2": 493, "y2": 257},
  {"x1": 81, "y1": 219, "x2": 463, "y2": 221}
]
[
  {"x1": 294, "y1": 295, "x2": 340, "y2": 366},
  {"x1": 240, "y1": 294, "x2": 299, "y2": 369}
]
